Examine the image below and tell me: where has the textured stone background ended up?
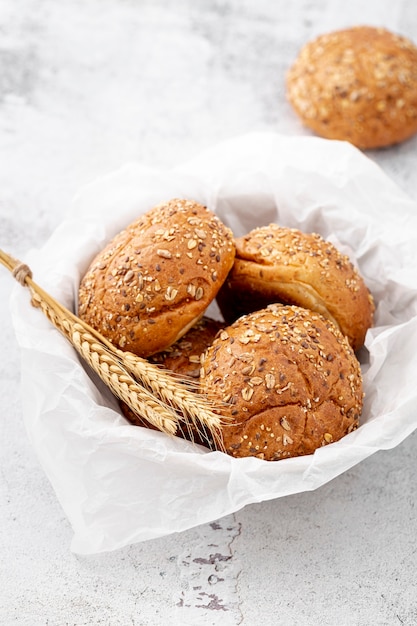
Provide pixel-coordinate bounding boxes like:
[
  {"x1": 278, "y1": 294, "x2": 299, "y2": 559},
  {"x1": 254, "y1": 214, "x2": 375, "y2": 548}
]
[{"x1": 1, "y1": 1, "x2": 416, "y2": 624}]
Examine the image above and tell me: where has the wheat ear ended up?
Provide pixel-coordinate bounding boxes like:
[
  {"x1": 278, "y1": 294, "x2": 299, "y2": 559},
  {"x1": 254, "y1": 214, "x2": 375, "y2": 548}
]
[
  {"x1": 120, "y1": 351, "x2": 226, "y2": 441},
  {"x1": 0, "y1": 249, "x2": 226, "y2": 447}
]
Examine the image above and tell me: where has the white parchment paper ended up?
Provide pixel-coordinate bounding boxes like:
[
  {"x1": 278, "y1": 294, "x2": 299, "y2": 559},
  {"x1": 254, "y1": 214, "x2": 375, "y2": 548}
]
[{"x1": 10, "y1": 133, "x2": 417, "y2": 554}]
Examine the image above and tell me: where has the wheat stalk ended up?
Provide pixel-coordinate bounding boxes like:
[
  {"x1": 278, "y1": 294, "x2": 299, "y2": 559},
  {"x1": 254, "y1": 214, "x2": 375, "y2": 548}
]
[
  {"x1": 120, "y1": 351, "x2": 225, "y2": 443},
  {"x1": 0, "y1": 249, "x2": 226, "y2": 449}
]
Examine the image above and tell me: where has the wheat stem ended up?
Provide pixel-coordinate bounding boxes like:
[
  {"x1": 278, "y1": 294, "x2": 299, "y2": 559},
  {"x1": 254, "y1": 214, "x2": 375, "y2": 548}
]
[
  {"x1": 28, "y1": 281, "x2": 179, "y2": 435},
  {"x1": 0, "y1": 248, "x2": 226, "y2": 448}
]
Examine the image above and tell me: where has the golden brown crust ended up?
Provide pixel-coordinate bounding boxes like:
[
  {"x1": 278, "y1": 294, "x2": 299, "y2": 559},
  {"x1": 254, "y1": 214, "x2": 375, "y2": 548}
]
[
  {"x1": 199, "y1": 304, "x2": 363, "y2": 461},
  {"x1": 78, "y1": 199, "x2": 235, "y2": 357},
  {"x1": 216, "y1": 224, "x2": 374, "y2": 352},
  {"x1": 148, "y1": 316, "x2": 224, "y2": 379},
  {"x1": 286, "y1": 26, "x2": 417, "y2": 149},
  {"x1": 120, "y1": 316, "x2": 224, "y2": 447}
]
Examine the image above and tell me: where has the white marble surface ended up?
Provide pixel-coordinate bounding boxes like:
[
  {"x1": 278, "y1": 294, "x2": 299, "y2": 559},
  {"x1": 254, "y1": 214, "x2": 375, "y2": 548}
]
[{"x1": 1, "y1": 1, "x2": 417, "y2": 624}]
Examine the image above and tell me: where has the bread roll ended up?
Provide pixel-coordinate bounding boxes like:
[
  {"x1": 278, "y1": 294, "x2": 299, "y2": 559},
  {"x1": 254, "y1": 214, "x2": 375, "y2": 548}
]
[
  {"x1": 200, "y1": 304, "x2": 363, "y2": 461},
  {"x1": 216, "y1": 224, "x2": 374, "y2": 351},
  {"x1": 148, "y1": 316, "x2": 224, "y2": 379},
  {"x1": 78, "y1": 199, "x2": 235, "y2": 357},
  {"x1": 286, "y1": 26, "x2": 417, "y2": 149},
  {"x1": 120, "y1": 316, "x2": 223, "y2": 448}
]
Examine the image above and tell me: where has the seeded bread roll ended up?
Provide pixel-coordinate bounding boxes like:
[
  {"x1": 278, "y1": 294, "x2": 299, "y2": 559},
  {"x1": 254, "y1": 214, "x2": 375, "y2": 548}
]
[
  {"x1": 78, "y1": 199, "x2": 235, "y2": 357},
  {"x1": 200, "y1": 304, "x2": 363, "y2": 461},
  {"x1": 216, "y1": 224, "x2": 374, "y2": 352},
  {"x1": 120, "y1": 316, "x2": 223, "y2": 446},
  {"x1": 148, "y1": 316, "x2": 224, "y2": 379},
  {"x1": 286, "y1": 26, "x2": 417, "y2": 149}
]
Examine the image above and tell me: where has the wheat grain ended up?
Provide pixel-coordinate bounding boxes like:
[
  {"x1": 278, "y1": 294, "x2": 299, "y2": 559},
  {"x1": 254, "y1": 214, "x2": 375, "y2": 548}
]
[
  {"x1": 24, "y1": 282, "x2": 179, "y2": 435},
  {"x1": 72, "y1": 329, "x2": 178, "y2": 435},
  {"x1": 0, "y1": 248, "x2": 227, "y2": 449}
]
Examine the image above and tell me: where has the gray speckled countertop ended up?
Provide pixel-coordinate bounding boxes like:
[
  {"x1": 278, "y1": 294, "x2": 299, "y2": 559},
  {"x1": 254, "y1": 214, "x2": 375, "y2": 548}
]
[{"x1": 1, "y1": 1, "x2": 417, "y2": 624}]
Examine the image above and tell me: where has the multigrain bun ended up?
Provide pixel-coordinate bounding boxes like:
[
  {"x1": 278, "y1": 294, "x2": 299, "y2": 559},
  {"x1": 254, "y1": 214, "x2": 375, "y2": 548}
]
[
  {"x1": 286, "y1": 26, "x2": 417, "y2": 149},
  {"x1": 216, "y1": 224, "x2": 374, "y2": 352},
  {"x1": 148, "y1": 316, "x2": 224, "y2": 379},
  {"x1": 120, "y1": 316, "x2": 223, "y2": 443},
  {"x1": 78, "y1": 199, "x2": 235, "y2": 357},
  {"x1": 200, "y1": 304, "x2": 363, "y2": 461}
]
